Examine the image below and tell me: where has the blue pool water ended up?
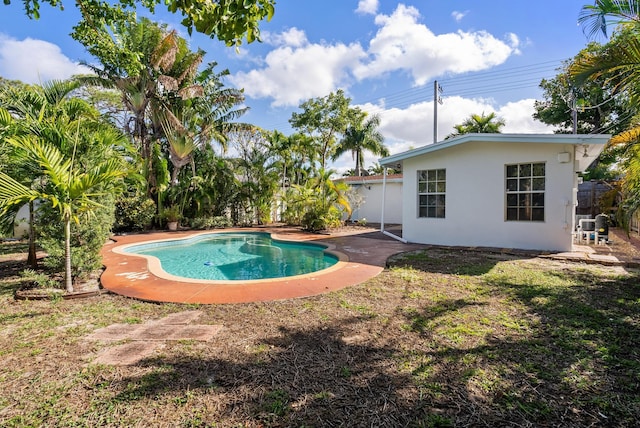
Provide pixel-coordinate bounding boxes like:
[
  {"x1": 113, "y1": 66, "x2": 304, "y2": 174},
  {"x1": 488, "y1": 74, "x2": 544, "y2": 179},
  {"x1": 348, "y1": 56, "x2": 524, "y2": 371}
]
[{"x1": 124, "y1": 232, "x2": 338, "y2": 281}]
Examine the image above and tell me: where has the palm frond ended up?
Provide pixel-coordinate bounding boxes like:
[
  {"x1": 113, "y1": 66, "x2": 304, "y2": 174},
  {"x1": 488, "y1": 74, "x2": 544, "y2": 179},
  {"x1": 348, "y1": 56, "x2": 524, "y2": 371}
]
[
  {"x1": 578, "y1": 0, "x2": 640, "y2": 38},
  {"x1": 609, "y1": 124, "x2": 640, "y2": 146},
  {"x1": 0, "y1": 106, "x2": 11, "y2": 127},
  {"x1": 570, "y1": 29, "x2": 640, "y2": 102},
  {"x1": 41, "y1": 79, "x2": 82, "y2": 105},
  {"x1": 151, "y1": 30, "x2": 179, "y2": 71}
]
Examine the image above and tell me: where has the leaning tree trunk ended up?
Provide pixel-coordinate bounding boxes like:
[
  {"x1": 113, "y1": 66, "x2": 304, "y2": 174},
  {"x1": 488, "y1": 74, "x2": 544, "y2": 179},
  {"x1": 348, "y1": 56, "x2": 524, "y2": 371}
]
[
  {"x1": 27, "y1": 200, "x2": 37, "y2": 268},
  {"x1": 63, "y1": 215, "x2": 73, "y2": 293}
]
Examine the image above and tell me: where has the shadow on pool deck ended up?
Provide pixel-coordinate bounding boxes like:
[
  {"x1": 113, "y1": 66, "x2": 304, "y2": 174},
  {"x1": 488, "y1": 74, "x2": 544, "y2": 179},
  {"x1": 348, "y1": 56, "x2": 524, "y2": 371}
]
[{"x1": 100, "y1": 226, "x2": 426, "y2": 304}]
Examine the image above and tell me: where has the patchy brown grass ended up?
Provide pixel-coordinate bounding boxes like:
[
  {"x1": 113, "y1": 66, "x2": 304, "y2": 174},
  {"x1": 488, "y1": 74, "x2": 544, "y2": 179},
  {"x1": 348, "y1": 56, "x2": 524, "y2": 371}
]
[{"x1": 0, "y1": 241, "x2": 639, "y2": 427}]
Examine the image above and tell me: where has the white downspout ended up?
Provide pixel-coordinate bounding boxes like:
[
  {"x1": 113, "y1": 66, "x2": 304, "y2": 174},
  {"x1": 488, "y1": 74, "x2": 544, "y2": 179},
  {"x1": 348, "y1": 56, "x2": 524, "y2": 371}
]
[{"x1": 380, "y1": 167, "x2": 386, "y2": 232}]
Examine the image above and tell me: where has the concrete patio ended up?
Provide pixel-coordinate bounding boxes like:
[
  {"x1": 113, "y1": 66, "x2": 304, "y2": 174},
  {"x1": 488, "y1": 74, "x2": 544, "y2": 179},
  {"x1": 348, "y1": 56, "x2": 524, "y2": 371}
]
[{"x1": 100, "y1": 226, "x2": 640, "y2": 305}]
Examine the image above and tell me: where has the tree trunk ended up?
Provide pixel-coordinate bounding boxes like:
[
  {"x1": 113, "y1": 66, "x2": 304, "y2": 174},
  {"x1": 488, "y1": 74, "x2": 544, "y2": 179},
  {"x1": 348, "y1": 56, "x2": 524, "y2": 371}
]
[
  {"x1": 27, "y1": 200, "x2": 37, "y2": 268},
  {"x1": 64, "y1": 216, "x2": 73, "y2": 293}
]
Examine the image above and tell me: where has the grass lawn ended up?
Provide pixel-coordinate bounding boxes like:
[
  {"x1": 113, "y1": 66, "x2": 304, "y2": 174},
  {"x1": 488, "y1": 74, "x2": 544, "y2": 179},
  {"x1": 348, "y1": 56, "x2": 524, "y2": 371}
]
[{"x1": 0, "y1": 241, "x2": 639, "y2": 427}]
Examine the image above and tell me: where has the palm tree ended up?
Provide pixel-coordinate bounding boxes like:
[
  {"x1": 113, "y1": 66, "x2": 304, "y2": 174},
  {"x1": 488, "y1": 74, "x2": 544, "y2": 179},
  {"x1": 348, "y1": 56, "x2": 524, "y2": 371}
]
[
  {"x1": 0, "y1": 132, "x2": 126, "y2": 293},
  {"x1": 446, "y1": 112, "x2": 505, "y2": 139},
  {"x1": 0, "y1": 79, "x2": 96, "y2": 267},
  {"x1": 577, "y1": 0, "x2": 640, "y2": 38},
  {"x1": 570, "y1": 3, "x2": 640, "y2": 228},
  {"x1": 79, "y1": 18, "x2": 207, "y2": 198},
  {"x1": 333, "y1": 114, "x2": 389, "y2": 177}
]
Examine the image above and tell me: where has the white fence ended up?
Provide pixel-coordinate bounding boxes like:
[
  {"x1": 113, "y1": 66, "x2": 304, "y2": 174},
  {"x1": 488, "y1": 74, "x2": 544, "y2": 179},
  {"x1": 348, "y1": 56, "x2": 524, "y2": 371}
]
[{"x1": 631, "y1": 211, "x2": 640, "y2": 235}]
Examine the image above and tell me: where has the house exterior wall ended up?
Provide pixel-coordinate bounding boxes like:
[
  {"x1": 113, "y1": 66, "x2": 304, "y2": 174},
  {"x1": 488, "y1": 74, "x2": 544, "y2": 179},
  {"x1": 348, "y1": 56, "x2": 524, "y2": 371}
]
[
  {"x1": 349, "y1": 180, "x2": 402, "y2": 224},
  {"x1": 401, "y1": 141, "x2": 577, "y2": 251},
  {"x1": 13, "y1": 203, "x2": 31, "y2": 238}
]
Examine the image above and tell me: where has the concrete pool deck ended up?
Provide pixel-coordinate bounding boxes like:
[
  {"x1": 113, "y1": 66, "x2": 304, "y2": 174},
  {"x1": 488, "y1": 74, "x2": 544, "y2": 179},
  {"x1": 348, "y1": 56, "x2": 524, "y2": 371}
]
[
  {"x1": 100, "y1": 226, "x2": 640, "y2": 305},
  {"x1": 100, "y1": 226, "x2": 427, "y2": 304}
]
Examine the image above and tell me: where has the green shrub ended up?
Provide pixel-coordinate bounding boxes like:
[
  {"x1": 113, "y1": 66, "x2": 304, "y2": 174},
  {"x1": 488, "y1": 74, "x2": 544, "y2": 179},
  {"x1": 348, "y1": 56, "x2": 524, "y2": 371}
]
[
  {"x1": 301, "y1": 205, "x2": 343, "y2": 231},
  {"x1": 37, "y1": 195, "x2": 116, "y2": 281},
  {"x1": 20, "y1": 269, "x2": 58, "y2": 289},
  {"x1": 189, "y1": 216, "x2": 232, "y2": 230},
  {"x1": 113, "y1": 193, "x2": 156, "y2": 232}
]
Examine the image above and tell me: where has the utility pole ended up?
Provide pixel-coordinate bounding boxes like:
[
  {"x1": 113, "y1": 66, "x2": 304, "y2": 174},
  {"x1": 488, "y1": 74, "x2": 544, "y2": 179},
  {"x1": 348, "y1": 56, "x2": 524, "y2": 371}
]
[
  {"x1": 572, "y1": 92, "x2": 578, "y2": 134},
  {"x1": 434, "y1": 81, "x2": 443, "y2": 143}
]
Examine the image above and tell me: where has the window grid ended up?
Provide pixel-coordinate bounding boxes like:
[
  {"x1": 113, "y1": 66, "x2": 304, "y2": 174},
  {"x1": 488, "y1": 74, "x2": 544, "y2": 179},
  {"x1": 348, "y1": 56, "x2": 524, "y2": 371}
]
[
  {"x1": 505, "y1": 162, "x2": 545, "y2": 222},
  {"x1": 418, "y1": 169, "x2": 446, "y2": 218}
]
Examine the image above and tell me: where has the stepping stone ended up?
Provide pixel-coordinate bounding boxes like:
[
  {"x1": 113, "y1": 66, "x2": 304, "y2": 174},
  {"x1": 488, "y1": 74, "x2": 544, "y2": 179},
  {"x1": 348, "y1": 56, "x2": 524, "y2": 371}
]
[
  {"x1": 85, "y1": 324, "x2": 142, "y2": 341},
  {"x1": 165, "y1": 325, "x2": 223, "y2": 341},
  {"x1": 132, "y1": 324, "x2": 180, "y2": 341},
  {"x1": 93, "y1": 342, "x2": 162, "y2": 366}
]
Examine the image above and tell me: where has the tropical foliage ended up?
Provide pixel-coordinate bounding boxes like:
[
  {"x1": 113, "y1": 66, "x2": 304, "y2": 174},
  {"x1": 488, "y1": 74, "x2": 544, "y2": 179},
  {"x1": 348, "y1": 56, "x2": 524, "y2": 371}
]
[
  {"x1": 333, "y1": 114, "x2": 389, "y2": 177},
  {"x1": 0, "y1": 81, "x2": 128, "y2": 291},
  {"x1": 445, "y1": 112, "x2": 505, "y2": 139},
  {"x1": 7, "y1": 0, "x2": 275, "y2": 47},
  {"x1": 570, "y1": 1, "x2": 640, "y2": 229},
  {"x1": 0, "y1": 5, "x2": 363, "y2": 294},
  {"x1": 535, "y1": 42, "x2": 637, "y2": 135},
  {"x1": 290, "y1": 90, "x2": 365, "y2": 170}
]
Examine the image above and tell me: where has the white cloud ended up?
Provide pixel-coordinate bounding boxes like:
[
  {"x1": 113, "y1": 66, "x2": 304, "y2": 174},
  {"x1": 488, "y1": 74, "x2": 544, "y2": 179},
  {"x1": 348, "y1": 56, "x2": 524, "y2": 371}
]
[
  {"x1": 353, "y1": 4, "x2": 520, "y2": 85},
  {"x1": 356, "y1": 0, "x2": 379, "y2": 15},
  {"x1": 452, "y1": 10, "x2": 468, "y2": 22},
  {"x1": 229, "y1": 32, "x2": 366, "y2": 107},
  {"x1": 0, "y1": 35, "x2": 89, "y2": 84},
  {"x1": 262, "y1": 27, "x2": 308, "y2": 47},
  {"x1": 499, "y1": 99, "x2": 553, "y2": 133},
  {"x1": 353, "y1": 96, "x2": 553, "y2": 159},
  {"x1": 229, "y1": 3, "x2": 525, "y2": 121}
]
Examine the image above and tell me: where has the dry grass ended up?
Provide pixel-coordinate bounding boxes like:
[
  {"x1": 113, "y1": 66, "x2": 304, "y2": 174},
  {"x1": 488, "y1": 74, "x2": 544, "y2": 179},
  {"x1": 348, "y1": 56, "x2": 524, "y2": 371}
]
[{"x1": 0, "y1": 241, "x2": 639, "y2": 427}]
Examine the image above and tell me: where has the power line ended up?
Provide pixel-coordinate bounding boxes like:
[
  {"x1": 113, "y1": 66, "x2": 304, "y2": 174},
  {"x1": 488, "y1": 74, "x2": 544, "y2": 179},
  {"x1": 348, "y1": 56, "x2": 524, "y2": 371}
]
[{"x1": 256, "y1": 58, "x2": 570, "y2": 132}]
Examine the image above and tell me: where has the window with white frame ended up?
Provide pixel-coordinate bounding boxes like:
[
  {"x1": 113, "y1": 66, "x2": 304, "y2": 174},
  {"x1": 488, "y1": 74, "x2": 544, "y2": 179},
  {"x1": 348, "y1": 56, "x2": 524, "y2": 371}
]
[
  {"x1": 505, "y1": 162, "x2": 545, "y2": 221},
  {"x1": 418, "y1": 169, "x2": 446, "y2": 218}
]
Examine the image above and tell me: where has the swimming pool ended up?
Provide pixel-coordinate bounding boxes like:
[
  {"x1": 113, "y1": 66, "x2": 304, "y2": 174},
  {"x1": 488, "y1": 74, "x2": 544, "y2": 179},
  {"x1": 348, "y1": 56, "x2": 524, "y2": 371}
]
[{"x1": 122, "y1": 232, "x2": 339, "y2": 281}]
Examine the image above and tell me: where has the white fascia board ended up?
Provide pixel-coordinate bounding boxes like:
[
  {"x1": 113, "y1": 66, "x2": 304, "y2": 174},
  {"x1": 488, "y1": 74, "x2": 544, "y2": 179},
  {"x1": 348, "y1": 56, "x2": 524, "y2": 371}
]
[{"x1": 379, "y1": 133, "x2": 611, "y2": 167}]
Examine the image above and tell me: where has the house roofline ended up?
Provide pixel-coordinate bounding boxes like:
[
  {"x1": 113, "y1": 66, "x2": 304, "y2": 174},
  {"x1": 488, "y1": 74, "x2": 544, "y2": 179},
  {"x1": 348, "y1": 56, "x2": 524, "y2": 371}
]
[
  {"x1": 379, "y1": 133, "x2": 611, "y2": 167},
  {"x1": 338, "y1": 174, "x2": 403, "y2": 184}
]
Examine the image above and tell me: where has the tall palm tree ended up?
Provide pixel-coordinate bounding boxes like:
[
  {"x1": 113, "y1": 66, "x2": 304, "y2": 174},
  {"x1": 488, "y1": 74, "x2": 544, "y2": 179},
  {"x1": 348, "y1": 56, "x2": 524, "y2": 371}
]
[
  {"x1": 80, "y1": 18, "x2": 206, "y2": 198},
  {"x1": 0, "y1": 79, "x2": 96, "y2": 267},
  {"x1": 333, "y1": 114, "x2": 389, "y2": 177},
  {"x1": 0, "y1": 132, "x2": 126, "y2": 293},
  {"x1": 446, "y1": 112, "x2": 505, "y2": 139}
]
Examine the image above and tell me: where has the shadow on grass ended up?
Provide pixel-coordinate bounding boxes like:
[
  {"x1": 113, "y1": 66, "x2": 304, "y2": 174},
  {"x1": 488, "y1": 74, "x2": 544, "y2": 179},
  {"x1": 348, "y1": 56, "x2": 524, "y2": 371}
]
[
  {"x1": 86, "y1": 286, "x2": 638, "y2": 426},
  {"x1": 0, "y1": 260, "x2": 30, "y2": 297},
  {"x1": 0, "y1": 241, "x2": 28, "y2": 256},
  {"x1": 101, "y1": 318, "x2": 451, "y2": 427},
  {"x1": 72, "y1": 251, "x2": 640, "y2": 427},
  {"x1": 388, "y1": 246, "x2": 524, "y2": 276}
]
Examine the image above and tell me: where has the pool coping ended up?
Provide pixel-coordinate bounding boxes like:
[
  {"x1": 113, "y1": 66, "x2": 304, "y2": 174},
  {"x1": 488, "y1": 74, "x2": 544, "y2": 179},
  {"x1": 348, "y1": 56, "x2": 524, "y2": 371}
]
[
  {"x1": 100, "y1": 227, "x2": 414, "y2": 304},
  {"x1": 112, "y1": 230, "x2": 349, "y2": 285}
]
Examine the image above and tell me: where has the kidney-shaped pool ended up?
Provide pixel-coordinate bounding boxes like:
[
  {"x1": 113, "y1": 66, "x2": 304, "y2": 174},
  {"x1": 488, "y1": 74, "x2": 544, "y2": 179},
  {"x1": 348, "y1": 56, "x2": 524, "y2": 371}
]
[{"x1": 121, "y1": 232, "x2": 339, "y2": 281}]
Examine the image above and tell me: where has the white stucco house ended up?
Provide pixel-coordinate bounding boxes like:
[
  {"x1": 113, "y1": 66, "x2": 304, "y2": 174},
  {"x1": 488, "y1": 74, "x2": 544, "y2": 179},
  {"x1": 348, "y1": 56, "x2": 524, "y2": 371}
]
[
  {"x1": 12, "y1": 203, "x2": 32, "y2": 238},
  {"x1": 339, "y1": 174, "x2": 403, "y2": 224},
  {"x1": 378, "y1": 133, "x2": 611, "y2": 252}
]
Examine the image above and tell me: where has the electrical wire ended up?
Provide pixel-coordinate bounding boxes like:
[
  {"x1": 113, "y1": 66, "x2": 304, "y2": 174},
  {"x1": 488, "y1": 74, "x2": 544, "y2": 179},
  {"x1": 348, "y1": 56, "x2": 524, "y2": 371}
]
[{"x1": 256, "y1": 58, "x2": 571, "y2": 132}]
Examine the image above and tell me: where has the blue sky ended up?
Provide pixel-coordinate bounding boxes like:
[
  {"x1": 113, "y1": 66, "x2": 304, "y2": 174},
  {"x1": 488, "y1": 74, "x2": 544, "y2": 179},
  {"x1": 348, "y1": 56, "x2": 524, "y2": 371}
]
[{"x1": 0, "y1": 0, "x2": 600, "y2": 172}]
